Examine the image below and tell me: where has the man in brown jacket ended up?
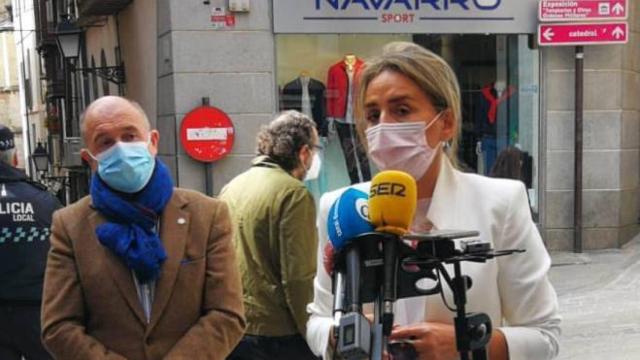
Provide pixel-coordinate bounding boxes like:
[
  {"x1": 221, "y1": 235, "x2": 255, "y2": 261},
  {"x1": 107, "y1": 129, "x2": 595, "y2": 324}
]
[{"x1": 41, "y1": 96, "x2": 245, "y2": 360}]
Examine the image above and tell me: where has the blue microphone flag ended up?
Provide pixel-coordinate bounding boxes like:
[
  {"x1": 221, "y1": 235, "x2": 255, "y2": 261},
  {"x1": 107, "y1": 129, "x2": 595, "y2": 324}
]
[{"x1": 327, "y1": 188, "x2": 374, "y2": 250}]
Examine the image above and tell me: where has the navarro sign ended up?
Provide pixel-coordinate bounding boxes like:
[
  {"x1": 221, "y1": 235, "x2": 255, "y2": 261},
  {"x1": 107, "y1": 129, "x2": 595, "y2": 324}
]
[
  {"x1": 274, "y1": 0, "x2": 539, "y2": 33},
  {"x1": 315, "y1": 0, "x2": 502, "y2": 11}
]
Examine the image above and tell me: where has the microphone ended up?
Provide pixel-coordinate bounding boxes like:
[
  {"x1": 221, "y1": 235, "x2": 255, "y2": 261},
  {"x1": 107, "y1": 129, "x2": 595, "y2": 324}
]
[
  {"x1": 368, "y1": 170, "x2": 417, "y2": 335},
  {"x1": 327, "y1": 188, "x2": 374, "y2": 316},
  {"x1": 368, "y1": 170, "x2": 417, "y2": 235},
  {"x1": 327, "y1": 188, "x2": 375, "y2": 359}
]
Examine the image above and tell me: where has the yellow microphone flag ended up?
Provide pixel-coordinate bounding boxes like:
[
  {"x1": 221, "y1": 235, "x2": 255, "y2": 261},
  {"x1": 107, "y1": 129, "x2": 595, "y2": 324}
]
[{"x1": 368, "y1": 170, "x2": 417, "y2": 236}]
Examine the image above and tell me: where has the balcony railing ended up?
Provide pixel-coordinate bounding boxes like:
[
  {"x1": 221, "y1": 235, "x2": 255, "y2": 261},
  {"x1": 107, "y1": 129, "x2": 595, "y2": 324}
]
[
  {"x1": 34, "y1": 0, "x2": 57, "y2": 49},
  {"x1": 77, "y1": 0, "x2": 133, "y2": 17}
]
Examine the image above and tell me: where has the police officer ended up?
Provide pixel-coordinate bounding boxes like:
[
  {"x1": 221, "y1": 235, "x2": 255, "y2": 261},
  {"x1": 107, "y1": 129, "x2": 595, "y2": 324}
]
[{"x1": 0, "y1": 126, "x2": 61, "y2": 360}]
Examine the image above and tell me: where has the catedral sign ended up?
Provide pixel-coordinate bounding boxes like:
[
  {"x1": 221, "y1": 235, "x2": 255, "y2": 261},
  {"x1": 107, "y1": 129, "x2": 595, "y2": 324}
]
[
  {"x1": 538, "y1": 22, "x2": 628, "y2": 46},
  {"x1": 273, "y1": 0, "x2": 540, "y2": 33}
]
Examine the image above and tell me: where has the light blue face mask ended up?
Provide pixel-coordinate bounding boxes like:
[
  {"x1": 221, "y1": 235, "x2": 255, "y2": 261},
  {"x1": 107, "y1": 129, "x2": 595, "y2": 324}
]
[{"x1": 90, "y1": 140, "x2": 155, "y2": 193}]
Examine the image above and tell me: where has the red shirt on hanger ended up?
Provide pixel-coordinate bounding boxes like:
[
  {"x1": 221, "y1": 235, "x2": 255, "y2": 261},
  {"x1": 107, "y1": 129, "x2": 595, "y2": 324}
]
[{"x1": 326, "y1": 57, "x2": 365, "y2": 119}]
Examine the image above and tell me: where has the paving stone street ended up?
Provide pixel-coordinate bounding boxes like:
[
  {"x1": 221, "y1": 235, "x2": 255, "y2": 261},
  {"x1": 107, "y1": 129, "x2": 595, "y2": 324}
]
[{"x1": 550, "y1": 237, "x2": 640, "y2": 360}]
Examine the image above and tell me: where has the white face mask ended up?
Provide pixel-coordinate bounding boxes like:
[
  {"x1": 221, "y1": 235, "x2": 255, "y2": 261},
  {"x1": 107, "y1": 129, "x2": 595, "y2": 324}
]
[
  {"x1": 304, "y1": 152, "x2": 322, "y2": 181},
  {"x1": 365, "y1": 112, "x2": 443, "y2": 181}
]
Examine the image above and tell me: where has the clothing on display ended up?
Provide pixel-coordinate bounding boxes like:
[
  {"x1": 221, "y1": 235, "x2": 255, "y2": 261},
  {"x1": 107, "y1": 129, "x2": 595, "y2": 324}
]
[
  {"x1": 281, "y1": 75, "x2": 327, "y2": 137},
  {"x1": 325, "y1": 55, "x2": 365, "y2": 122},
  {"x1": 474, "y1": 82, "x2": 517, "y2": 174},
  {"x1": 335, "y1": 122, "x2": 371, "y2": 184},
  {"x1": 326, "y1": 55, "x2": 371, "y2": 184}
]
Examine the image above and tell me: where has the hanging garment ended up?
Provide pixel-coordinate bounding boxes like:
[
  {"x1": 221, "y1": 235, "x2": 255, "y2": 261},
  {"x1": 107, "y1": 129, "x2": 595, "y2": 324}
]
[
  {"x1": 481, "y1": 84, "x2": 516, "y2": 124},
  {"x1": 325, "y1": 57, "x2": 365, "y2": 121},
  {"x1": 282, "y1": 77, "x2": 327, "y2": 136}
]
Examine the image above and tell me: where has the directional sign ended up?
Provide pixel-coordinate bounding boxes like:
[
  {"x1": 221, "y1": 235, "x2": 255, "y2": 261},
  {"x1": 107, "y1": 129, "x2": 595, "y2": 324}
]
[
  {"x1": 539, "y1": 0, "x2": 628, "y2": 22},
  {"x1": 538, "y1": 22, "x2": 628, "y2": 46}
]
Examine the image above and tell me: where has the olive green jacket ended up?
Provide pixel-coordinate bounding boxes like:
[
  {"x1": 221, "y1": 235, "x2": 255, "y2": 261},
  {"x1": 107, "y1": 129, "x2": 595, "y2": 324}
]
[{"x1": 219, "y1": 156, "x2": 318, "y2": 337}]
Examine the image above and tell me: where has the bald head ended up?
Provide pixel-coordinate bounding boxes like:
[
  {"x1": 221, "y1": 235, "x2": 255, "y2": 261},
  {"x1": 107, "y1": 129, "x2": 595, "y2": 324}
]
[
  {"x1": 80, "y1": 96, "x2": 159, "y2": 170},
  {"x1": 81, "y1": 96, "x2": 150, "y2": 144}
]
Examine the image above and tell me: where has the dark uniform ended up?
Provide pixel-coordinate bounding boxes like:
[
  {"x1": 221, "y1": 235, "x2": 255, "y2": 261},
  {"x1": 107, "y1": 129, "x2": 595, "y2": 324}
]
[{"x1": 0, "y1": 161, "x2": 61, "y2": 360}]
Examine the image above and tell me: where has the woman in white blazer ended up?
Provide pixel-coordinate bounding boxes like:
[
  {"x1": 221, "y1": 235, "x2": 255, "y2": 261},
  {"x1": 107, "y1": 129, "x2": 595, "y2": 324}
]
[{"x1": 305, "y1": 42, "x2": 561, "y2": 360}]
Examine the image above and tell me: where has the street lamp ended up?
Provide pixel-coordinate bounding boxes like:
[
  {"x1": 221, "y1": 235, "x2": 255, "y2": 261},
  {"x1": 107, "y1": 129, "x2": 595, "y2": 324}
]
[
  {"x1": 53, "y1": 16, "x2": 125, "y2": 84},
  {"x1": 31, "y1": 142, "x2": 50, "y2": 173},
  {"x1": 55, "y1": 16, "x2": 81, "y2": 60},
  {"x1": 31, "y1": 141, "x2": 68, "y2": 203}
]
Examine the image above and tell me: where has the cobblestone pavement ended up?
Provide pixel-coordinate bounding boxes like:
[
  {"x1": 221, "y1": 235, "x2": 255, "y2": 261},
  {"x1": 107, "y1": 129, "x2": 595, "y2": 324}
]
[{"x1": 549, "y1": 237, "x2": 640, "y2": 360}]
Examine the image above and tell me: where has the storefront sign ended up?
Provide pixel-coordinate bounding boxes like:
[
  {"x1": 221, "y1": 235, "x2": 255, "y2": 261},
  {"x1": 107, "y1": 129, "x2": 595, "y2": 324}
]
[
  {"x1": 539, "y1": 0, "x2": 628, "y2": 22},
  {"x1": 538, "y1": 22, "x2": 628, "y2": 46},
  {"x1": 273, "y1": 0, "x2": 540, "y2": 34},
  {"x1": 180, "y1": 106, "x2": 235, "y2": 163}
]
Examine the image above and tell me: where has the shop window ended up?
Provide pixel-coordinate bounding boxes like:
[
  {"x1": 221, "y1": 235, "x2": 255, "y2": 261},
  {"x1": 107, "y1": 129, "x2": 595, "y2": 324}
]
[{"x1": 276, "y1": 34, "x2": 540, "y2": 217}]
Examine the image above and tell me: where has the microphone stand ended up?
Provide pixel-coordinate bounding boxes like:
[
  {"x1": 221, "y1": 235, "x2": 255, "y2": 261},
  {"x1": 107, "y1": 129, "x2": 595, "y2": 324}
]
[
  {"x1": 450, "y1": 260, "x2": 492, "y2": 360},
  {"x1": 334, "y1": 231, "x2": 521, "y2": 360},
  {"x1": 370, "y1": 293, "x2": 384, "y2": 360}
]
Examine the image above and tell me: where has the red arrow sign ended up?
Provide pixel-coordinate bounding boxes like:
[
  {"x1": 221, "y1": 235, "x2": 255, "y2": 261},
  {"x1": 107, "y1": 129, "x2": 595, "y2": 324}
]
[
  {"x1": 539, "y1": 0, "x2": 628, "y2": 21},
  {"x1": 538, "y1": 22, "x2": 628, "y2": 46}
]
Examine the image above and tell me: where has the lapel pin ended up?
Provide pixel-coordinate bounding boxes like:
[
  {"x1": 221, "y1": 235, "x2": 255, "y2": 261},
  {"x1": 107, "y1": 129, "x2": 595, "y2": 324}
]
[{"x1": 177, "y1": 218, "x2": 186, "y2": 225}]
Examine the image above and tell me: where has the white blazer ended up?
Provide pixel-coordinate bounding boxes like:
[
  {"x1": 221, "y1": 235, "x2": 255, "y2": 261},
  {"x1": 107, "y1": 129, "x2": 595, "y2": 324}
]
[{"x1": 306, "y1": 157, "x2": 561, "y2": 360}]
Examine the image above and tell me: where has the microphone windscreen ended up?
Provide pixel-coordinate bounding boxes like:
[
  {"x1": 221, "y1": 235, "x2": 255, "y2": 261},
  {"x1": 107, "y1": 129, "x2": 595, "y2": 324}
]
[
  {"x1": 327, "y1": 188, "x2": 374, "y2": 250},
  {"x1": 368, "y1": 170, "x2": 417, "y2": 235}
]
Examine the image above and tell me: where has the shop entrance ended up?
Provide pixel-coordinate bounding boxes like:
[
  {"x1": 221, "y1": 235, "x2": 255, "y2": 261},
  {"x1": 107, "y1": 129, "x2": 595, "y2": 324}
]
[{"x1": 276, "y1": 33, "x2": 540, "y2": 216}]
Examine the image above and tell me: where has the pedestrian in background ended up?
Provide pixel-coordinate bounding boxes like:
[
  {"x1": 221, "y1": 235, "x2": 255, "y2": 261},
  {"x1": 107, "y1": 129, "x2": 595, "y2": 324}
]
[
  {"x1": 490, "y1": 146, "x2": 525, "y2": 182},
  {"x1": 0, "y1": 125, "x2": 61, "y2": 360},
  {"x1": 41, "y1": 96, "x2": 245, "y2": 360},
  {"x1": 222, "y1": 111, "x2": 321, "y2": 360}
]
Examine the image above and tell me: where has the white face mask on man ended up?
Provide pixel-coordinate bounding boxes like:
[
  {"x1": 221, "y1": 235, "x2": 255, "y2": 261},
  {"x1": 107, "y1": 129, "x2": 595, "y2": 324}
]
[
  {"x1": 365, "y1": 112, "x2": 444, "y2": 181},
  {"x1": 304, "y1": 152, "x2": 322, "y2": 181}
]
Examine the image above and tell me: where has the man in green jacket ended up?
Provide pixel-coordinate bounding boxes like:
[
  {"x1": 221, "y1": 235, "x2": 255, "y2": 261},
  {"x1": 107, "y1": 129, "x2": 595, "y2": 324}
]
[{"x1": 222, "y1": 111, "x2": 321, "y2": 360}]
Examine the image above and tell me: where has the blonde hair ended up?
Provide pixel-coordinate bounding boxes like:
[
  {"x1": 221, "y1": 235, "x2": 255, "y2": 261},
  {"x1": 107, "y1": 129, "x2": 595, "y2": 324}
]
[{"x1": 356, "y1": 41, "x2": 461, "y2": 166}]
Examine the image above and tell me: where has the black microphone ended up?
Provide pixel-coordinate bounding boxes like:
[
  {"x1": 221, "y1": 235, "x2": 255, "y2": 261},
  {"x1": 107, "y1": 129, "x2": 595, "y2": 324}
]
[{"x1": 368, "y1": 171, "x2": 417, "y2": 335}]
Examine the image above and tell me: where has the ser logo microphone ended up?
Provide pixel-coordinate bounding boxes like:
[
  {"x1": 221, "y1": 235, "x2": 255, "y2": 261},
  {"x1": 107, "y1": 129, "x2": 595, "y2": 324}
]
[
  {"x1": 355, "y1": 198, "x2": 369, "y2": 221},
  {"x1": 369, "y1": 182, "x2": 407, "y2": 198}
]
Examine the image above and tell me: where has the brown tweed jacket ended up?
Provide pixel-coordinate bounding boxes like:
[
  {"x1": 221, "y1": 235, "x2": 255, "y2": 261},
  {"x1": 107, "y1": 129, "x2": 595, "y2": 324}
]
[{"x1": 41, "y1": 189, "x2": 246, "y2": 360}]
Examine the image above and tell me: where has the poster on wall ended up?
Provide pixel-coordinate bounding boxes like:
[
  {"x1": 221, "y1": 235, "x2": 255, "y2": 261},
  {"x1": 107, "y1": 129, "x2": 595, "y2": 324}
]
[{"x1": 210, "y1": 6, "x2": 235, "y2": 29}]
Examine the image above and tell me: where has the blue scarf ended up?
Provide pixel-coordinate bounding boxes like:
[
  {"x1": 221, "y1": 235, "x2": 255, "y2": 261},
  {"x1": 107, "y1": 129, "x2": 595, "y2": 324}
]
[{"x1": 91, "y1": 159, "x2": 174, "y2": 283}]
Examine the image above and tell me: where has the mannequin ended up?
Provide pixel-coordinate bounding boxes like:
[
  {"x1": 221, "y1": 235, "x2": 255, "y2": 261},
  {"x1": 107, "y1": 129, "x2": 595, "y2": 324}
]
[
  {"x1": 344, "y1": 54, "x2": 357, "y2": 72},
  {"x1": 326, "y1": 55, "x2": 371, "y2": 184},
  {"x1": 494, "y1": 80, "x2": 507, "y2": 98},
  {"x1": 282, "y1": 72, "x2": 327, "y2": 136},
  {"x1": 474, "y1": 81, "x2": 516, "y2": 174}
]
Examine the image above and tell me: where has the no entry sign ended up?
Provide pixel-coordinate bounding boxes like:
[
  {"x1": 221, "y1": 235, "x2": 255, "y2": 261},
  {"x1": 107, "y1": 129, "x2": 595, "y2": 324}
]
[
  {"x1": 538, "y1": 22, "x2": 628, "y2": 46},
  {"x1": 180, "y1": 106, "x2": 235, "y2": 163},
  {"x1": 539, "y1": 0, "x2": 628, "y2": 21}
]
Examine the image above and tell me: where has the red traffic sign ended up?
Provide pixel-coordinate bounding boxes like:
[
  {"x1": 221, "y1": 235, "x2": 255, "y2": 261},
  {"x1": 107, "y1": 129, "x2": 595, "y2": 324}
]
[
  {"x1": 180, "y1": 106, "x2": 235, "y2": 163},
  {"x1": 538, "y1": 22, "x2": 628, "y2": 46},
  {"x1": 539, "y1": 0, "x2": 628, "y2": 22}
]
